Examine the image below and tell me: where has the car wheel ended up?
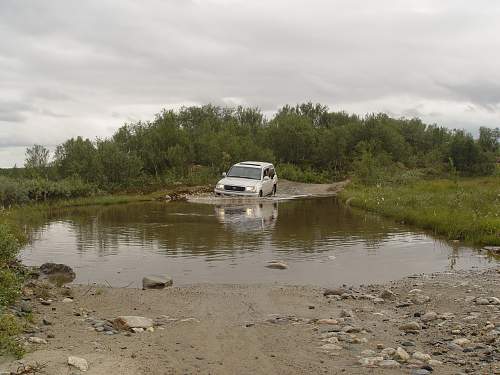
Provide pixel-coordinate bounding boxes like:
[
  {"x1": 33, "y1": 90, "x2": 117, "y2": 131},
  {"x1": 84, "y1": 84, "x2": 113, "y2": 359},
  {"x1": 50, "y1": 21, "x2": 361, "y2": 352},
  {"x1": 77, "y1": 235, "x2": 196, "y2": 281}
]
[
  {"x1": 272, "y1": 185, "x2": 277, "y2": 196},
  {"x1": 259, "y1": 190, "x2": 263, "y2": 197}
]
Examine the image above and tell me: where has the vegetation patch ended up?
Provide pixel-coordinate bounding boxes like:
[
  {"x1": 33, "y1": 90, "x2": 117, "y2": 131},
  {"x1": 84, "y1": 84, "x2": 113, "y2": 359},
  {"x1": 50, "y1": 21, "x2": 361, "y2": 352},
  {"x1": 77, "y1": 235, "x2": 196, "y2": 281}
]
[
  {"x1": 0, "y1": 224, "x2": 26, "y2": 358},
  {"x1": 340, "y1": 177, "x2": 500, "y2": 246}
]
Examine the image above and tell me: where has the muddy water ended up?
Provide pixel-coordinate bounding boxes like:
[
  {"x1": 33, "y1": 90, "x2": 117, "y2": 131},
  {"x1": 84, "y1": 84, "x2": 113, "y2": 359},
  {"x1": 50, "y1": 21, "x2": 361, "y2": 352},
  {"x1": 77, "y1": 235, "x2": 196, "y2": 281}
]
[{"x1": 20, "y1": 198, "x2": 496, "y2": 287}]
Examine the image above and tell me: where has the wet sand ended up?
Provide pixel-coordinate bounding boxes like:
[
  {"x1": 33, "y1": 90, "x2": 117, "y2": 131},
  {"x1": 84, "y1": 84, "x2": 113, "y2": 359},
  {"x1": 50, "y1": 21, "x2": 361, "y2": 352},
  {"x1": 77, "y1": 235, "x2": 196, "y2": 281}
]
[{"x1": 2, "y1": 267, "x2": 499, "y2": 374}]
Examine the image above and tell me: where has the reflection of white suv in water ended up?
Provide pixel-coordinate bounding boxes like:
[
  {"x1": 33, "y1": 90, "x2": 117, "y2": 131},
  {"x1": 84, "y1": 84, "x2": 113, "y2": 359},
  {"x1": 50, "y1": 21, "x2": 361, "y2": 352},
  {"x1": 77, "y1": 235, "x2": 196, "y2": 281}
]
[{"x1": 214, "y1": 161, "x2": 278, "y2": 197}]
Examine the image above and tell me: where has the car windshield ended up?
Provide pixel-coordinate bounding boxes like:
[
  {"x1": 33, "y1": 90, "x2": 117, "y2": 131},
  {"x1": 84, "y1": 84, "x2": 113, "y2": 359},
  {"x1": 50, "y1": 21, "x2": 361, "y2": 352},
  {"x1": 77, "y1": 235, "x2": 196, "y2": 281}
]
[{"x1": 227, "y1": 166, "x2": 261, "y2": 180}]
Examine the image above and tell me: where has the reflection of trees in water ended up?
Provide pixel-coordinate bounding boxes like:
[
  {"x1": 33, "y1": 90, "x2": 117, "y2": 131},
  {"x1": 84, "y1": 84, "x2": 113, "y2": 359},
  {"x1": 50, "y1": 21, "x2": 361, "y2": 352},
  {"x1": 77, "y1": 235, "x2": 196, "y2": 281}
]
[
  {"x1": 271, "y1": 198, "x2": 397, "y2": 253},
  {"x1": 36, "y1": 202, "x2": 267, "y2": 258},
  {"x1": 20, "y1": 199, "x2": 493, "y2": 270}
]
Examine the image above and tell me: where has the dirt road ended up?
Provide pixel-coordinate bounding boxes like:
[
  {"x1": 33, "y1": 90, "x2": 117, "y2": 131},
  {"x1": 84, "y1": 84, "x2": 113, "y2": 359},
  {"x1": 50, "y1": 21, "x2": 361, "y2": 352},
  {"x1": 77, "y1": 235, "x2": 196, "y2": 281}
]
[
  {"x1": 187, "y1": 179, "x2": 349, "y2": 204},
  {"x1": 2, "y1": 267, "x2": 498, "y2": 374}
]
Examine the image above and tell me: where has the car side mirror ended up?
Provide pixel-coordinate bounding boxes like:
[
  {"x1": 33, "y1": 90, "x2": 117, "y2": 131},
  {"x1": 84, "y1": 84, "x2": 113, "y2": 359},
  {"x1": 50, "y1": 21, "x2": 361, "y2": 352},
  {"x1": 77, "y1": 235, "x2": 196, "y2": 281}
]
[
  {"x1": 263, "y1": 176, "x2": 270, "y2": 181},
  {"x1": 222, "y1": 172, "x2": 227, "y2": 177}
]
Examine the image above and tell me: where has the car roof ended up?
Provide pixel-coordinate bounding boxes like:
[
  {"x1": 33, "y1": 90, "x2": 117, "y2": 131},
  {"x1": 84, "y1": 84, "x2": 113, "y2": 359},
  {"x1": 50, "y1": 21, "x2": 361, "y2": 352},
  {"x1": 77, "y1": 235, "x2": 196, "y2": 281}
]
[{"x1": 234, "y1": 161, "x2": 273, "y2": 168}]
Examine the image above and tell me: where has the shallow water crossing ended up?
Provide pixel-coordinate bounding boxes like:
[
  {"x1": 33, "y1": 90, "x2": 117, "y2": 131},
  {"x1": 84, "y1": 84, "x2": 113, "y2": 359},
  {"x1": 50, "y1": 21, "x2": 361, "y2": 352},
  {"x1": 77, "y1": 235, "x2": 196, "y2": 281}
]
[{"x1": 21, "y1": 197, "x2": 497, "y2": 287}]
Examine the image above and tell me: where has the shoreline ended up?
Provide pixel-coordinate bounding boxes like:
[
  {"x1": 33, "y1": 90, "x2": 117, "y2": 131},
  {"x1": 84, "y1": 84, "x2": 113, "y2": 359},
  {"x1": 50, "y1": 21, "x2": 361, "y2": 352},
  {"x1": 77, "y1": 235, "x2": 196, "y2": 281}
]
[{"x1": 2, "y1": 267, "x2": 498, "y2": 374}]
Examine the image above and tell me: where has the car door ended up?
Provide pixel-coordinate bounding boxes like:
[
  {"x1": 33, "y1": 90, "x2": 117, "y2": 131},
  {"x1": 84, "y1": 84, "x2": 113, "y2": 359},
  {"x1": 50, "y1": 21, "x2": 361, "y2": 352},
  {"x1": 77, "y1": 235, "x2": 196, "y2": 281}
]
[{"x1": 262, "y1": 167, "x2": 272, "y2": 195}]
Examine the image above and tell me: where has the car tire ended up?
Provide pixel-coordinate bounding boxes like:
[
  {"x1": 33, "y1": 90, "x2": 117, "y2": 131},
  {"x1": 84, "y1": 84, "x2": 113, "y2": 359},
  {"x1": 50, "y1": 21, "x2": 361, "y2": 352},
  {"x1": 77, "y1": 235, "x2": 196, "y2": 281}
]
[
  {"x1": 272, "y1": 185, "x2": 277, "y2": 196},
  {"x1": 259, "y1": 190, "x2": 263, "y2": 197}
]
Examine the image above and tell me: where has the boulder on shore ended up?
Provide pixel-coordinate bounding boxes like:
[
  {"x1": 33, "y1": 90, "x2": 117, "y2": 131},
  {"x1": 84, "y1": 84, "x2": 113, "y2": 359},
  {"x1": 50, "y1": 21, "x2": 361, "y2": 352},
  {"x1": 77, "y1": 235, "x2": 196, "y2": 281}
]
[
  {"x1": 113, "y1": 316, "x2": 154, "y2": 331},
  {"x1": 68, "y1": 356, "x2": 89, "y2": 372},
  {"x1": 265, "y1": 261, "x2": 288, "y2": 270},
  {"x1": 39, "y1": 262, "x2": 76, "y2": 284},
  {"x1": 142, "y1": 275, "x2": 173, "y2": 290}
]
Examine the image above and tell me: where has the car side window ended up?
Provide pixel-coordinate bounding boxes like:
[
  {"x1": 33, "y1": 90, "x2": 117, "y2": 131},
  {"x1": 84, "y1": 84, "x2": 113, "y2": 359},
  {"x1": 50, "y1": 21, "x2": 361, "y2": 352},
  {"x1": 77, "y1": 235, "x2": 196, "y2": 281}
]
[
  {"x1": 263, "y1": 168, "x2": 269, "y2": 179},
  {"x1": 270, "y1": 168, "x2": 275, "y2": 178}
]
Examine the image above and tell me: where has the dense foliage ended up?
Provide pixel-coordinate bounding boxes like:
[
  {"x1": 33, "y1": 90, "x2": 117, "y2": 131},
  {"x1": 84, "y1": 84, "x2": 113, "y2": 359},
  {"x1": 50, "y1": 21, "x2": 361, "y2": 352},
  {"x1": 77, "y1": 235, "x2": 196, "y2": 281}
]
[
  {"x1": 0, "y1": 224, "x2": 25, "y2": 358},
  {"x1": 1, "y1": 103, "x2": 499, "y2": 192}
]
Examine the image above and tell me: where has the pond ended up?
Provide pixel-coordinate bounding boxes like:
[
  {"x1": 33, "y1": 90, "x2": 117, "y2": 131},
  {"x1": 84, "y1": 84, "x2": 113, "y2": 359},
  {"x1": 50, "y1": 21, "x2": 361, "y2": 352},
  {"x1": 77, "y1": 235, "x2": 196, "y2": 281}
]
[{"x1": 20, "y1": 197, "x2": 496, "y2": 287}]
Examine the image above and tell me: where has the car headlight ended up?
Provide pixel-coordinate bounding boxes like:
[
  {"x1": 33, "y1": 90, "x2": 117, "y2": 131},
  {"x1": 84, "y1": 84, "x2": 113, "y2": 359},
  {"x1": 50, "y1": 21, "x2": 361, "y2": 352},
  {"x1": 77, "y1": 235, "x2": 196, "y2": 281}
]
[
  {"x1": 245, "y1": 186, "x2": 256, "y2": 192},
  {"x1": 216, "y1": 184, "x2": 224, "y2": 189}
]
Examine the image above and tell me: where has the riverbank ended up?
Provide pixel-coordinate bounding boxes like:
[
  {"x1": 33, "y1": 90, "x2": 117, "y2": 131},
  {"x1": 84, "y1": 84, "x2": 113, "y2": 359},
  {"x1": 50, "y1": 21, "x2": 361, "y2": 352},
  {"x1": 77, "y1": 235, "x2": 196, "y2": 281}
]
[
  {"x1": 1, "y1": 267, "x2": 498, "y2": 374},
  {"x1": 339, "y1": 177, "x2": 500, "y2": 246}
]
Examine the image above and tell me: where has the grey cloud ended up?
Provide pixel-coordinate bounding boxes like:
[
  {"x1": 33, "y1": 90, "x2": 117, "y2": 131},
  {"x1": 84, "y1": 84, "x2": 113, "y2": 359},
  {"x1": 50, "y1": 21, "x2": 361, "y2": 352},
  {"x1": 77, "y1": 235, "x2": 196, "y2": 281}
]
[
  {"x1": 439, "y1": 81, "x2": 500, "y2": 110},
  {"x1": 0, "y1": 0, "x2": 500, "y2": 166}
]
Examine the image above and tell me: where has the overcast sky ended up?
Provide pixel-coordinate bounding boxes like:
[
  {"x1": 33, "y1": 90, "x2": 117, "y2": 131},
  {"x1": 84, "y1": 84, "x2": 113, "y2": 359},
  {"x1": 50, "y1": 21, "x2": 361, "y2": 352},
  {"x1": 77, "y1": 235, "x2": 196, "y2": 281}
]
[{"x1": 1, "y1": 0, "x2": 499, "y2": 167}]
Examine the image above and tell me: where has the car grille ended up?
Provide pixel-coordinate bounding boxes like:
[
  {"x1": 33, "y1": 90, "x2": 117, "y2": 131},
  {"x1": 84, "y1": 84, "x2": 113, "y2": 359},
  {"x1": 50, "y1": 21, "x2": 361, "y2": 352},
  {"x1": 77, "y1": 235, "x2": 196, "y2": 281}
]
[{"x1": 224, "y1": 185, "x2": 245, "y2": 192}]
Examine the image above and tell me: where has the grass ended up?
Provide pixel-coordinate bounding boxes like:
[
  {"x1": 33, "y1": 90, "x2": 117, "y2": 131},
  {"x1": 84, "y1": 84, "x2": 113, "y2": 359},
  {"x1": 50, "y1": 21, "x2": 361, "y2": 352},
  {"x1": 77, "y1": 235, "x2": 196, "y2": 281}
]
[{"x1": 339, "y1": 176, "x2": 500, "y2": 246}]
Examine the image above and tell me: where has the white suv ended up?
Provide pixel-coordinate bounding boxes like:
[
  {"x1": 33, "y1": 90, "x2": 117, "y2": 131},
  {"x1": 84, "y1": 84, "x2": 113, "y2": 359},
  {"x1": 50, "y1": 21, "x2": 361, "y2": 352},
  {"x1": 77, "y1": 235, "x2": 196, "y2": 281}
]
[{"x1": 214, "y1": 161, "x2": 278, "y2": 197}]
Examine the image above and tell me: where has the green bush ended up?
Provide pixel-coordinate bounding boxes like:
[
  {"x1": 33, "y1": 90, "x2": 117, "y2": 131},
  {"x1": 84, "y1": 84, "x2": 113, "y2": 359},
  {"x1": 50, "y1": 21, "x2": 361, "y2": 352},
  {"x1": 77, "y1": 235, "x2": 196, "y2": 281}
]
[
  {"x1": 0, "y1": 177, "x2": 97, "y2": 207},
  {"x1": 0, "y1": 313, "x2": 25, "y2": 358},
  {"x1": 277, "y1": 163, "x2": 331, "y2": 183}
]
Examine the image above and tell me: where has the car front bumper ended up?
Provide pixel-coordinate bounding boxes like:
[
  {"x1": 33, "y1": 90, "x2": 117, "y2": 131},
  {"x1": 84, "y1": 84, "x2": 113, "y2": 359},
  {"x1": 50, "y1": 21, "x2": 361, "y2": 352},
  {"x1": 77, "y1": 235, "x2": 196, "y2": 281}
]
[{"x1": 214, "y1": 188, "x2": 259, "y2": 197}]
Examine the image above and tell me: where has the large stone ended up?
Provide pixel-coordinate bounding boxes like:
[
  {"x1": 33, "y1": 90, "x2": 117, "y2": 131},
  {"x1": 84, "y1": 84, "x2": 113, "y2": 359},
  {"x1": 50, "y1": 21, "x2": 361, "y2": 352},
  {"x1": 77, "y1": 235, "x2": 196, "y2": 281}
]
[
  {"x1": 475, "y1": 297, "x2": 490, "y2": 305},
  {"x1": 39, "y1": 262, "x2": 76, "y2": 284},
  {"x1": 380, "y1": 289, "x2": 396, "y2": 300},
  {"x1": 359, "y1": 356, "x2": 384, "y2": 366},
  {"x1": 28, "y1": 337, "x2": 47, "y2": 344},
  {"x1": 412, "y1": 351, "x2": 431, "y2": 362},
  {"x1": 410, "y1": 294, "x2": 430, "y2": 304},
  {"x1": 142, "y1": 275, "x2": 173, "y2": 290},
  {"x1": 399, "y1": 321, "x2": 421, "y2": 332},
  {"x1": 379, "y1": 360, "x2": 400, "y2": 368},
  {"x1": 323, "y1": 288, "x2": 346, "y2": 297},
  {"x1": 421, "y1": 311, "x2": 438, "y2": 322},
  {"x1": 113, "y1": 316, "x2": 153, "y2": 331},
  {"x1": 68, "y1": 356, "x2": 89, "y2": 372},
  {"x1": 452, "y1": 338, "x2": 471, "y2": 347},
  {"x1": 265, "y1": 261, "x2": 288, "y2": 270},
  {"x1": 394, "y1": 347, "x2": 410, "y2": 362}
]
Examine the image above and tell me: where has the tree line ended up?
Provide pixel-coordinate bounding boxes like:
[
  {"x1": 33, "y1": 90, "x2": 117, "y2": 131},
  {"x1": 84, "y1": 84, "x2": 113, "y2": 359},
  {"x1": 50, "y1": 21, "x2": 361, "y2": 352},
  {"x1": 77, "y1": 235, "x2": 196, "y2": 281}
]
[{"x1": 10, "y1": 103, "x2": 500, "y2": 187}]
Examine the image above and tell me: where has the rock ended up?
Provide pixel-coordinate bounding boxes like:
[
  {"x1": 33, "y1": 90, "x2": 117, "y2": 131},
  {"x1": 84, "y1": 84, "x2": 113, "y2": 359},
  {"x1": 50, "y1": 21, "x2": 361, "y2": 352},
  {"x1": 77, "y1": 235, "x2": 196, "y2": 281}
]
[
  {"x1": 62, "y1": 298, "x2": 73, "y2": 303},
  {"x1": 19, "y1": 301, "x2": 32, "y2": 313},
  {"x1": 489, "y1": 297, "x2": 500, "y2": 305},
  {"x1": 399, "y1": 321, "x2": 421, "y2": 332},
  {"x1": 475, "y1": 297, "x2": 490, "y2": 305},
  {"x1": 340, "y1": 309, "x2": 354, "y2": 318},
  {"x1": 380, "y1": 289, "x2": 396, "y2": 300},
  {"x1": 321, "y1": 343, "x2": 342, "y2": 350},
  {"x1": 265, "y1": 261, "x2": 288, "y2": 270},
  {"x1": 394, "y1": 347, "x2": 410, "y2": 362},
  {"x1": 39, "y1": 262, "x2": 76, "y2": 284},
  {"x1": 113, "y1": 316, "x2": 153, "y2": 331},
  {"x1": 317, "y1": 319, "x2": 338, "y2": 325},
  {"x1": 411, "y1": 370, "x2": 430, "y2": 375},
  {"x1": 452, "y1": 338, "x2": 471, "y2": 347},
  {"x1": 142, "y1": 275, "x2": 173, "y2": 290},
  {"x1": 359, "y1": 356, "x2": 384, "y2": 366},
  {"x1": 68, "y1": 356, "x2": 89, "y2": 372},
  {"x1": 42, "y1": 318, "x2": 52, "y2": 326},
  {"x1": 361, "y1": 349, "x2": 376, "y2": 356},
  {"x1": 379, "y1": 359, "x2": 400, "y2": 368},
  {"x1": 28, "y1": 336, "x2": 47, "y2": 344},
  {"x1": 410, "y1": 294, "x2": 431, "y2": 304},
  {"x1": 381, "y1": 347, "x2": 396, "y2": 358},
  {"x1": 131, "y1": 327, "x2": 144, "y2": 333},
  {"x1": 412, "y1": 351, "x2": 431, "y2": 362},
  {"x1": 428, "y1": 359, "x2": 442, "y2": 366},
  {"x1": 421, "y1": 311, "x2": 438, "y2": 322},
  {"x1": 323, "y1": 288, "x2": 346, "y2": 297}
]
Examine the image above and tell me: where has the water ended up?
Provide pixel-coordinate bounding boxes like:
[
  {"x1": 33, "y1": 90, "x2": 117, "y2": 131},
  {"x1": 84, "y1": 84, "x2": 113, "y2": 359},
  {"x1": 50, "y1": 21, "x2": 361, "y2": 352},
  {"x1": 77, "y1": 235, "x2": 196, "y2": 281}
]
[{"x1": 20, "y1": 198, "x2": 496, "y2": 287}]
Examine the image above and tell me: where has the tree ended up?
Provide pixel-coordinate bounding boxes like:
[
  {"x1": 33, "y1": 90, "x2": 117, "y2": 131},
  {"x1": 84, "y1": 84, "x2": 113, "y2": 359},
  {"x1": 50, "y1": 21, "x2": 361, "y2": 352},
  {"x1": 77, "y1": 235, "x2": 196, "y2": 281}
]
[{"x1": 24, "y1": 144, "x2": 50, "y2": 178}]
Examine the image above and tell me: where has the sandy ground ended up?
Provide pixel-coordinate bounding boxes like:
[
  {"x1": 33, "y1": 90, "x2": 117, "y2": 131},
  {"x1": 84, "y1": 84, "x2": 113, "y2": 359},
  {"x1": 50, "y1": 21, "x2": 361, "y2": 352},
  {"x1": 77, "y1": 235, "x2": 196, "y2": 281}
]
[{"x1": 2, "y1": 267, "x2": 499, "y2": 375}]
